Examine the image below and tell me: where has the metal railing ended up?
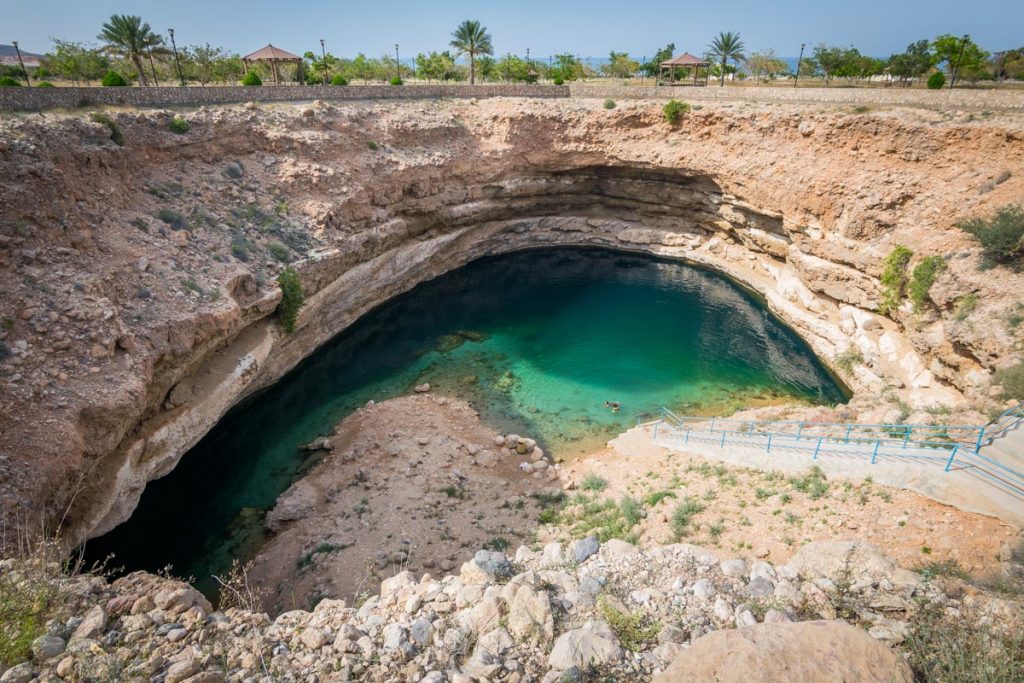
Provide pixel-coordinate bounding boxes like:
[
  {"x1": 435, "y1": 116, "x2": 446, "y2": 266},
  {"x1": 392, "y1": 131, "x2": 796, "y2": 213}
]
[{"x1": 645, "y1": 403, "x2": 1024, "y2": 500}]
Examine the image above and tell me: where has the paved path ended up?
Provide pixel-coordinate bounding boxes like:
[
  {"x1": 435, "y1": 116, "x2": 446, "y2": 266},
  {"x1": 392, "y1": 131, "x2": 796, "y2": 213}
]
[
  {"x1": 611, "y1": 424, "x2": 1023, "y2": 527},
  {"x1": 981, "y1": 425, "x2": 1024, "y2": 474}
]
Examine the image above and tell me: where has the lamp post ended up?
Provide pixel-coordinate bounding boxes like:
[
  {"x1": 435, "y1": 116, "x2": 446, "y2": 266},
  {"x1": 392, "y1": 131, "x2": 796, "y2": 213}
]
[
  {"x1": 794, "y1": 43, "x2": 805, "y2": 88},
  {"x1": 394, "y1": 43, "x2": 400, "y2": 82},
  {"x1": 168, "y1": 28, "x2": 185, "y2": 86},
  {"x1": 950, "y1": 34, "x2": 969, "y2": 90},
  {"x1": 641, "y1": 55, "x2": 645, "y2": 86},
  {"x1": 12, "y1": 41, "x2": 30, "y2": 86},
  {"x1": 320, "y1": 39, "x2": 328, "y2": 85}
]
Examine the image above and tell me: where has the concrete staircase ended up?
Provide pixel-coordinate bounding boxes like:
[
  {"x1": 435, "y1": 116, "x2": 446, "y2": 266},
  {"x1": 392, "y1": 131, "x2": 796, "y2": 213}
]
[{"x1": 980, "y1": 421, "x2": 1024, "y2": 473}]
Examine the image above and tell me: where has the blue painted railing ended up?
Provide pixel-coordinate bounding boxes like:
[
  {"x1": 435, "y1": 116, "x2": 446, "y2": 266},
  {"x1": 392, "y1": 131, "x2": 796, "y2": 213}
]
[{"x1": 645, "y1": 403, "x2": 1024, "y2": 500}]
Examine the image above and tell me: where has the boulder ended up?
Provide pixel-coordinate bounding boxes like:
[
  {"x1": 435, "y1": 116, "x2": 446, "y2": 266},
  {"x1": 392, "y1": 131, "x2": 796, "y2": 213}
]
[
  {"x1": 786, "y1": 541, "x2": 898, "y2": 584},
  {"x1": 506, "y1": 584, "x2": 554, "y2": 644},
  {"x1": 460, "y1": 550, "x2": 512, "y2": 584},
  {"x1": 265, "y1": 480, "x2": 320, "y2": 532},
  {"x1": 570, "y1": 536, "x2": 600, "y2": 564},
  {"x1": 548, "y1": 621, "x2": 622, "y2": 670},
  {"x1": 71, "y1": 605, "x2": 107, "y2": 641},
  {"x1": 653, "y1": 620, "x2": 912, "y2": 683}
]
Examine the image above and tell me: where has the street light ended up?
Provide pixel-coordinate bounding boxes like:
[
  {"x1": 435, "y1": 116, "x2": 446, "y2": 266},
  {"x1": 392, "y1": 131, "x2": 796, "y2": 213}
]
[
  {"x1": 320, "y1": 39, "x2": 329, "y2": 85},
  {"x1": 794, "y1": 43, "x2": 805, "y2": 88},
  {"x1": 168, "y1": 28, "x2": 185, "y2": 86},
  {"x1": 12, "y1": 41, "x2": 30, "y2": 86},
  {"x1": 394, "y1": 43, "x2": 400, "y2": 82},
  {"x1": 950, "y1": 34, "x2": 970, "y2": 91}
]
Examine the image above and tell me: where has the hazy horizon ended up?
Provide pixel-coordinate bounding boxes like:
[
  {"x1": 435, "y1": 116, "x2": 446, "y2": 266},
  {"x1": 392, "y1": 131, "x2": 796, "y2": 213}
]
[{"x1": 7, "y1": 0, "x2": 1022, "y2": 60}]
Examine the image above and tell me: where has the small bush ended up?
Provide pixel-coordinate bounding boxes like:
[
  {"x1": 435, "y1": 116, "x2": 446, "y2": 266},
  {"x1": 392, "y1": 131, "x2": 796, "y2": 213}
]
[
  {"x1": 156, "y1": 208, "x2": 187, "y2": 230},
  {"x1": 169, "y1": 116, "x2": 190, "y2": 134},
  {"x1": 835, "y1": 346, "x2": 864, "y2": 374},
  {"x1": 276, "y1": 267, "x2": 304, "y2": 333},
  {"x1": 0, "y1": 76, "x2": 21, "y2": 87},
  {"x1": 789, "y1": 466, "x2": 829, "y2": 500},
  {"x1": 603, "y1": 98, "x2": 616, "y2": 109},
  {"x1": 663, "y1": 99, "x2": 691, "y2": 125},
  {"x1": 101, "y1": 70, "x2": 128, "y2": 87},
  {"x1": 904, "y1": 600, "x2": 1024, "y2": 682},
  {"x1": 909, "y1": 255, "x2": 946, "y2": 313},
  {"x1": 367, "y1": 141, "x2": 379, "y2": 151},
  {"x1": 241, "y1": 71, "x2": 262, "y2": 86},
  {"x1": 597, "y1": 596, "x2": 660, "y2": 651},
  {"x1": 581, "y1": 473, "x2": 608, "y2": 491},
  {"x1": 927, "y1": 71, "x2": 946, "y2": 89},
  {"x1": 879, "y1": 245, "x2": 913, "y2": 315},
  {"x1": 331, "y1": 74, "x2": 349, "y2": 86},
  {"x1": 958, "y1": 205, "x2": 1024, "y2": 263},
  {"x1": 953, "y1": 292, "x2": 978, "y2": 321},
  {"x1": 89, "y1": 112, "x2": 124, "y2": 146},
  {"x1": 36, "y1": 81, "x2": 55, "y2": 88},
  {"x1": 553, "y1": 76, "x2": 565, "y2": 85},
  {"x1": 994, "y1": 361, "x2": 1024, "y2": 401},
  {"x1": 267, "y1": 242, "x2": 291, "y2": 263},
  {"x1": 670, "y1": 497, "x2": 705, "y2": 540},
  {"x1": 390, "y1": 76, "x2": 403, "y2": 86}
]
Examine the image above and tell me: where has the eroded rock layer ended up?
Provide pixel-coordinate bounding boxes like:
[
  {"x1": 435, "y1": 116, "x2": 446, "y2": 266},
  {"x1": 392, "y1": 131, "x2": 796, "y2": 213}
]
[{"x1": 1, "y1": 98, "x2": 1022, "y2": 546}]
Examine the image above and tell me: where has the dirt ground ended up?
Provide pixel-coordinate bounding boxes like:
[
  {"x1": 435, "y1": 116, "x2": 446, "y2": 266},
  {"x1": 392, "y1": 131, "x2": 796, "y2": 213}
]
[
  {"x1": 248, "y1": 393, "x2": 559, "y2": 613},
  {"x1": 553, "y1": 437, "x2": 1018, "y2": 577}
]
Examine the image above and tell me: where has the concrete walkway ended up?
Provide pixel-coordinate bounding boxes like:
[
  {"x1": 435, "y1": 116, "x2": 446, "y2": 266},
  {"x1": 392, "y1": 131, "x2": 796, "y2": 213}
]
[
  {"x1": 611, "y1": 424, "x2": 1024, "y2": 527},
  {"x1": 981, "y1": 425, "x2": 1024, "y2": 474}
]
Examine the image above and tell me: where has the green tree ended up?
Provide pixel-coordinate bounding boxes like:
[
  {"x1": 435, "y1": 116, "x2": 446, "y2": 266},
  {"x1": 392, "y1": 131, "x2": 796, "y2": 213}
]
[
  {"x1": 303, "y1": 50, "x2": 338, "y2": 84},
  {"x1": 812, "y1": 45, "x2": 861, "y2": 85},
  {"x1": 416, "y1": 51, "x2": 459, "y2": 82},
  {"x1": 450, "y1": 19, "x2": 493, "y2": 85},
  {"x1": 97, "y1": 14, "x2": 166, "y2": 86},
  {"x1": 932, "y1": 34, "x2": 989, "y2": 84},
  {"x1": 707, "y1": 31, "x2": 745, "y2": 86},
  {"x1": 551, "y1": 53, "x2": 586, "y2": 81},
  {"x1": 996, "y1": 48, "x2": 1024, "y2": 81},
  {"x1": 643, "y1": 43, "x2": 675, "y2": 77},
  {"x1": 44, "y1": 40, "x2": 110, "y2": 84},
  {"x1": 747, "y1": 49, "x2": 789, "y2": 81},
  {"x1": 887, "y1": 40, "x2": 934, "y2": 85},
  {"x1": 604, "y1": 51, "x2": 639, "y2": 79}
]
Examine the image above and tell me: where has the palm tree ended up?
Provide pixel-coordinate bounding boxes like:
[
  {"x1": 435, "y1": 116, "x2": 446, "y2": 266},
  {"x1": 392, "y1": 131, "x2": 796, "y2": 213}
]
[
  {"x1": 450, "y1": 20, "x2": 493, "y2": 85},
  {"x1": 707, "y1": 31, "x2": 746, "y2": 87},
  {"x1": 98, "y1": 15, "x2": 166, "y2": 86}
]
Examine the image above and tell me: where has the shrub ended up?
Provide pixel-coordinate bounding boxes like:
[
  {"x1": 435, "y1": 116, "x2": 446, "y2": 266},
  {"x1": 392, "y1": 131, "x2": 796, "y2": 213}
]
[
  {"x1": 958, "y1": 205, "x2": 1024, "y2": 263},
  {"x1": 241, "y1": 71, "x2": 262, "y2": 86},
  {"x1": 953, "y1": 292, "x2": 978, "y2": 321},
  {"x1": 580, "y1": 473, "x2": 608, "y2": 491},
  {"x1": 267, "y1": 242, "x2": 291, "y2": 263},
  {"x1": 367, "y1": 141, "x2": 379, "y2": 151},
  {"x1": 994, "y1": 361, "x2": 1024, "y2": 401},
  {"x1": 909, "y1": 255, "x2": 946, "y2": 313},
  {"x1": 156, "y1": 208, "x2": 187, "y2": 230},
  {"x1": 89, "y1": 112, "x2": 124, "y2": 146},
  {"x1": 663, "y1": 99, "x2": 691, "y2": 125},
  {"x1": 553, "y1": 76, "x2": 565, "y2": 85},
  {"x1": 169, "y1": 116, "x2": 190, "y2": 134},
  {"x1": 597, "y1": 597, "x2": 660, "y2": 651},
  {"x1": 835, "y1": 346, "x2": 864, "y2": 374},
  {"x1": 904, "y1": 600, "x2": 1024, "y2": 682},
  {"x1": 603, "y1": 98, "x2": 616, "y2": 109},
  {"x1": 36, "y1": 81, "x2": 55, "y2": 87},
  {"x1": 927, "y1": 71, "x2": 946, "y2": 89},
  {"x1": 331, "y1": 74, "x2": 349, "y2": 86},
  {"x1": 276, "y1": 267, "x2": 304, "y2": 333},
  {"x1": 670, "y1": 497, "x2": 705, "y2": 540},
  {"x1": 879, "y1": 245, "x2": 913, "y2": 315},
  {"x1": 390, "y1": 76, "x2": 403, "y2": 86},
  {"x1": 0, "y1": 77, "x2": 21, "y2": 87},
  {"x1": 101, "y1": 70, "x2": 128, "y2": 87}
]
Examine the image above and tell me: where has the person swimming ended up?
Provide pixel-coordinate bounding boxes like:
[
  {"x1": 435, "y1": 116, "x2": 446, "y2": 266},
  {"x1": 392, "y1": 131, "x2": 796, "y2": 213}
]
[{"x1": 603, "y1": 401, "x2": 621, "y2": 413}]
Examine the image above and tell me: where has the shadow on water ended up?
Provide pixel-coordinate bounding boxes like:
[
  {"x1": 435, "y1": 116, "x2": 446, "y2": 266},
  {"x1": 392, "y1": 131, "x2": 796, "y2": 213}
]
[{"x1": 84, "y1": 247, "x2": 847, "y2": 595}]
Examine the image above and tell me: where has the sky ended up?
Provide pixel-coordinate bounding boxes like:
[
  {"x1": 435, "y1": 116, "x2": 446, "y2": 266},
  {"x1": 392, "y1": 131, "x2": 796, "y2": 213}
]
[{"x1": 6, "y1": 0, "x2": 1023, "y2": 59}]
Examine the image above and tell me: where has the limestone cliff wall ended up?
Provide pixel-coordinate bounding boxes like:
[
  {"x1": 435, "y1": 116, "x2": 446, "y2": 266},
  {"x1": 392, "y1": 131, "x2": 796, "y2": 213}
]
[{"x1": 0, "y1": 97, "x2": 1022, "y2": 546}]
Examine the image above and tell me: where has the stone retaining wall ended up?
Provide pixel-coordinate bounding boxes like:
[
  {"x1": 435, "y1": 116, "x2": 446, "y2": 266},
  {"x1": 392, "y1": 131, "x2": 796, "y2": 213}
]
[
  {"x1": 569, "y1": 84, "x2": 1024, "y2": 109},
  {"x1": 0, "y1": 83, "x2": 570, "y2": 112}
]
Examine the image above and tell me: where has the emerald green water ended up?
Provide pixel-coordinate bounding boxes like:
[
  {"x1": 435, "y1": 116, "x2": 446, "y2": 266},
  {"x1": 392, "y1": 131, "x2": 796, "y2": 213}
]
[{"x1": 85, "y1": 248, "x2": 846, "y2": 591}]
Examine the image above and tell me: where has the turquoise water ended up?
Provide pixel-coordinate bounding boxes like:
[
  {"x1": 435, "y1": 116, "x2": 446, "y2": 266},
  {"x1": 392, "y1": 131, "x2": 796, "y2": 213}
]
[{"x1": 85, "y1": 248, "x2": 846, "y2": 591}]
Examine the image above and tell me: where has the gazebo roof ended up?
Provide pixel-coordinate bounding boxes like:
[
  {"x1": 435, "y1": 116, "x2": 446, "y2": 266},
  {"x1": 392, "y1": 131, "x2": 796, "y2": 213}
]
[
  {"x1": 660, "y1": 52, "x2": 710, "y2": 67},
  {"x1": 242, "y1": 44, "x2": 302, "y2": 62}
]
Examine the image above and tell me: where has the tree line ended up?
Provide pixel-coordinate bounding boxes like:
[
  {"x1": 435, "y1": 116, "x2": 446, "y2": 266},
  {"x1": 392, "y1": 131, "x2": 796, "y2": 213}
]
[{"x1": 3, "y1": 15, "x2": 1022, "y2": 87}]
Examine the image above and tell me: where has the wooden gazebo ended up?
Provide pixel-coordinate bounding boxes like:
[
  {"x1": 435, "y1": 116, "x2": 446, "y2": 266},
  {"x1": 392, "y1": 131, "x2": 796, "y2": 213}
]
[
  {"x1": 242, "y1": 44, "x2": 303, "y2": 84},
  {"x1": 658, "y1": 52, "x2": 710, "y2": 86}
]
